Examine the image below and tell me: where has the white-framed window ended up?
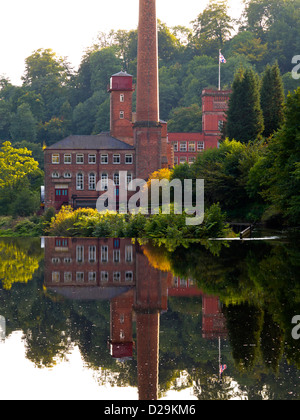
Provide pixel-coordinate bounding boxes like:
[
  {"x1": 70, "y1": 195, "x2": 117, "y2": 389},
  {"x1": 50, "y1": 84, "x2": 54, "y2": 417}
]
[
  {"x1": 76, "y1": 245, "x2": 84, "y2": 263},
  {"x1": 101, "y1": 173, "x2": 108, "y2": 191},
  {"x1": 64, "y1": 272, "x2": 72, "y2": 283},
  {"x1": 197, "y1": 141, "x2": 204, "y2": 151},
  {"x1": 125, "y1": 154, "x2": 133, "y2": 164},
  {"x1": 120, "y1": 330, "x2": 125, "y2": 340},
  {"x1": 125, "y1": 245, "x2": 133, "y2": 262},
  {"x1": 174, "y1": 156, "x2": 178, "y2": 165},
  {"x1": 88, "y1": 154, "x2": 96, "y2": 164},
  {"x1": 64, "y1": 257, "x2": 72, "y2": 263},
  {"x1": 88, "y1": 245, "x2": 96, "y2": 263},
  {"x1": 88, "y1": 272, "x2": 97, "y2": 283},
  {"x1": 76, "y1": 173, "x2": 84, "y2": 190},
  {"x1": 52, "y1": 272, "x2": 60, "y2": 283},
  {"x1": 89, "y1": 173, "x2": 96, "y2": 191},
  {"x1": 101, "y1": 271, "x2": 109, "y2": 282},
  {"x1": 52, "y1": 172, "x2": 60, "y2": 179},
  {"x1": 120, "y1": 94, "x2": 124, "y2": 102},
  {"x1": 101, "y1": 246, "x2": 108, "y2": 263},
  {"x1": 173, "y1": 142, "x2": 178, "y2": 152},
  {"x1": 125, "y1": 271, "x2": 133, "y2": 282},
  {"x1": 52, "y1": 154, "x2": 60, "y2": 164},
  {"x1": 180, "y1": 142, "x2": 187, "y2": 152},
  {"x1": 218, "y1": 120, "x2": 224, "y2": 131},
  {"x1": 64, "y1": 172, "x2": 72, "y2": 179},
  {"x1": 119, "y1": 111, "x2": 124, "y2": 119},
  {"x1": 113, "y1": 249, "x2": 120, "y2": 263},
  {"x1": 76, "y1": 272, "x2": 84, "y2": 283},
  {"x1": 113, "y1": 173, "x2": 120, "y2": 186},
  {"x1": 188, "y1": 142, "x2": 196, "y2": 152},
  {"x1": 127, "y1": 173, "x2": 132, "y2": 185},
  {"x1": 113, "y1": 154, "x2": 120, "y2": 164},
  {"x1": 52, "y1": 258, "x2": 60, "y2": 264},
  {"x1": 113, "y1": 272, "x2": 121, "y2": 282},
  {"x1": 76, "y1": 154, "x2": 84, "y2": 164},
  {"x1": 64, "y1": 154, "x2": 71, "y2": 164},
  {"x1": 180, "y1": 156, "x2": 187, "y2": 164},
  {"x1": 101, "y1": 154, "x2": 108, "y2": 164},
  {"x1": 189, "y1": 156, "x2": 196, "y2": 164}
]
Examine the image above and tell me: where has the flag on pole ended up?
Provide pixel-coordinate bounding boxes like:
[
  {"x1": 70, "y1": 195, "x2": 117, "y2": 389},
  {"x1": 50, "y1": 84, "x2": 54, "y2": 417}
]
[
  {"x1": 219, "y1": 51, "x2": 227, "y2": 64},
  {"x1": 219, "y1": 364, "x2": 227, "y2": 375}
]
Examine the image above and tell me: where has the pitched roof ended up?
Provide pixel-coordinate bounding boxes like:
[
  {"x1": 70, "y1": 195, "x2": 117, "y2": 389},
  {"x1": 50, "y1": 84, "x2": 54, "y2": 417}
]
[{"x1": 46, "y1": 132, "x2": 135, "y2": 150}]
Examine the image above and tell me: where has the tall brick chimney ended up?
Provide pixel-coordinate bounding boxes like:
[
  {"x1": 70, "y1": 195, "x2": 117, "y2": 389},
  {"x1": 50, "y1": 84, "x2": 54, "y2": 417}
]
[{"x1": 134, "y1": 0, "x2": 163, "y2": 180}]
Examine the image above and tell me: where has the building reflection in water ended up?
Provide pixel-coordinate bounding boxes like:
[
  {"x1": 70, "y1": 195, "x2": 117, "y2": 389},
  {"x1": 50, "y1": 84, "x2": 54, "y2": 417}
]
[{"x1": 44, "y1": 237, "x2": 227, "y2": 400}]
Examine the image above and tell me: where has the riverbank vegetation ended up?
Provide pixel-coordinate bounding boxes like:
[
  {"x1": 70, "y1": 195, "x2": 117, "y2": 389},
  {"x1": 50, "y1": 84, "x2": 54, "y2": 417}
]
[{"x1": 0, "y1": 0, "x2": 299, "y2": 231}]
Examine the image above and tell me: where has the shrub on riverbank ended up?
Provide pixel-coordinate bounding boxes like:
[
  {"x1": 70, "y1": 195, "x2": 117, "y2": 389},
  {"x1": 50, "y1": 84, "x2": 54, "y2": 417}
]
[{"x1": 46, "y1": 203, "x2": 234, "y2": 239}]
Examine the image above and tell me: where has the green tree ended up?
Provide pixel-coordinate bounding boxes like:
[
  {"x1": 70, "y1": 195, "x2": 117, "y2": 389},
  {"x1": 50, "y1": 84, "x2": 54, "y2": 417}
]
[
  {"x1": 260, "y1": 62, "x2": 285, "y2": 137},
  {"x1": 226, "y1": 67, "x2": 264, "y2": 143},
  {"x1": 261, "y1": 87, "x2": 300, "y2": 224},
  {"x1": 10, "y1": 103, "x2": 37, "y2": 142},
  {"x1": 167, "y1": 104, "x2": 202, "y2": 132},
  {"x1": 192, "y1": 0, "x2": 234, "y2": 55}
]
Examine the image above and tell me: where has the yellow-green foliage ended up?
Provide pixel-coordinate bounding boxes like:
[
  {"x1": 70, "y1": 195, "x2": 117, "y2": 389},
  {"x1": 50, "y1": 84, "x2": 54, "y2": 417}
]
[{"x1": 0, "y1": 240, "x2": 41, "y2": 290}]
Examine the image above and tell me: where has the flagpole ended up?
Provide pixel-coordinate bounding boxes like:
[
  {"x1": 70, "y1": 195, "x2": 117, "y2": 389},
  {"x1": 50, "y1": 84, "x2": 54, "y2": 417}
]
[{"x1": 218, "y1": 49, "x2": 221, "y2": 91}]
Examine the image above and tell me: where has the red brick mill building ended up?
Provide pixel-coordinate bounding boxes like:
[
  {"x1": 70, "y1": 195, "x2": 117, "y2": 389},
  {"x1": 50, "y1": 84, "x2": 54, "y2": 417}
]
[{"x1": 44, "y1": 0, "x2": 230, "y2": 210}]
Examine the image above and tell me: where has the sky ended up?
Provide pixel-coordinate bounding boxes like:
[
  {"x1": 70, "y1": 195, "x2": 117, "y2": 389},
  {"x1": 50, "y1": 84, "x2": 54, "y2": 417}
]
[{"x1": 0, "y1": 0, "x2": 245, "y2": 86}]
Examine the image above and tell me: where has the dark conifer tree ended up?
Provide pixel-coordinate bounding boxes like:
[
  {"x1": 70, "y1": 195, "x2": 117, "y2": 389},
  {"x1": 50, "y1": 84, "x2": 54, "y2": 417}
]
[
  {"x1": 226, "y1": 67, "x2": 264, "y2": 143},
  {"x1": 260, "y1": 62, "x2": 285, "y2": 138}
]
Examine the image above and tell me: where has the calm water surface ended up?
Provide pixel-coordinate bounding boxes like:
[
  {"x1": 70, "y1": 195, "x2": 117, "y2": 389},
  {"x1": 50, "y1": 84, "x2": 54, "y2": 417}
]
[{"x1": 0, "y1": 233, "x2": 299, "y2": 400}]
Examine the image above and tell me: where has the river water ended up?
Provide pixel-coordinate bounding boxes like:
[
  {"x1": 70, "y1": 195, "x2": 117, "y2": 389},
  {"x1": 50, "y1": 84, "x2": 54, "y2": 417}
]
[{"x1": 0, "y1": 232, "x2": 299, "y2": 400}]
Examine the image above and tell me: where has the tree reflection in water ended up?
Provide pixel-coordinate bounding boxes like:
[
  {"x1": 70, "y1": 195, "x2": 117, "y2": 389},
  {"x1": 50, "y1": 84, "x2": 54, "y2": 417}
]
[{"x1": 0, "y1": 235, "x2": 299, "y2": 400}]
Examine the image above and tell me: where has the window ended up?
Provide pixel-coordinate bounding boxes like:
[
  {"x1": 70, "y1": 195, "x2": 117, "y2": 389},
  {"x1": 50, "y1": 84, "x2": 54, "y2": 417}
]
[
  {"x1": 113, "y1": 239, "x2": 120, "y2": 249},
  {"x1": 88, "y1": 154, "x2": 96, "y2": 164},
  {"x1": 101, "y1": 246, "x2": 108, "y2": 262},
  {"x1": 120, "y1": 94, "x2": 124, "y2": 102},
  {"x1": 64, "y1": 272, "x2": 72, "y2": 283},
  {"x1": 101, "y1": 271, "x2": 109, "y2": 282},
  {"x1": 76, "y1": 154, "x2": 84, "y2": 164},
  {"x1": 76, "y1": 246, "x2": 84, "y2": 263},
  {"x1": 101, "y1": 173, "x2": 108, "y2": 191},
  {"x1": 101, "y1": 154, "x2": 108, "y2": 164},
  {"x1": 88, "y1": 245, "x2": 96, "y2": 263},
  {"x1": 89, "y1": 173, "x2": 96, "y2": 191},
  {"x1": 125, "y1": 245, "x2": 133, "y2": 262},
  {"x1": 64, "y1": 257, "x2": 72, "y2": 264},
  {"x1": 55, "y1": 239, "x2": 68, "y2": 247},
  {"x1": 52, "y1": 172, "x2": 60, "y2": 179},
  {"x1": 173, "y1": 142, "x2": 178, "y2": 152},
  {"x1": 52, "y1": 272, "x2": 60, "y2": 283},
  {"x1": 113, "y1": 173, "x2": 119, "y2": 186},
  {"x1": 64, "y1": 154, "x2": 71, "y2": 164},
  {"x1": 76, "y1": 173, "x2": 84, "y2": 190},
  {"x1": 127, "y1": 173, "x2": 132, "y2": 185},
  {"x1": 125, "y1": 154, "x2": 133, "y2": 164},
  {"x1": 76, "y1": 272, "x2": 84, "y2": 283},
  {"x1": 180, "y1": 156, "x2": 187, "y2": 164},
  {"x1": 64, "y1": 172, "x2": 72, "y2": 179},
  {"x1": 88, "y1": 272, "x2": 97, "y2": 283},
  {"x1": 113, "y1": 272, "x2": 121, "y2": 282},
  {"x1": 189, "y1": 156, "x2": 195, "y2": 164},
  {"x1": 125, "y1": 271, "x2": 133, "y2": 282},
  {"x1": 180, "y1": 142, "x2": 187, "y2": 152},
  {"x1": 188, "y1": 142, "x2": 195, "y2": 152},
  {"x1": 119, "y1": 111, "x2": 124, "y2": 119},
  {"x1": 113, "y1": 249, "x2": 120, "y2": 263},
  {"x1": 113, "y1": 154, "x2": 120, "y2": 164},
  {"x1": 218, "y1": 120, "x2": 224, "y2": 131},
  {"x1": 52, "y1": 154, "x2": 60, "y2": 164},
  {"x1": 174, "y1": 156, "x2": 178, "y2": 165},
  {"x1": 52, "y1": 258, "x2": 60, "y2": 264},
  {"x1": 197, "y1": 141, "x2": 204, "y2": 151}
]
